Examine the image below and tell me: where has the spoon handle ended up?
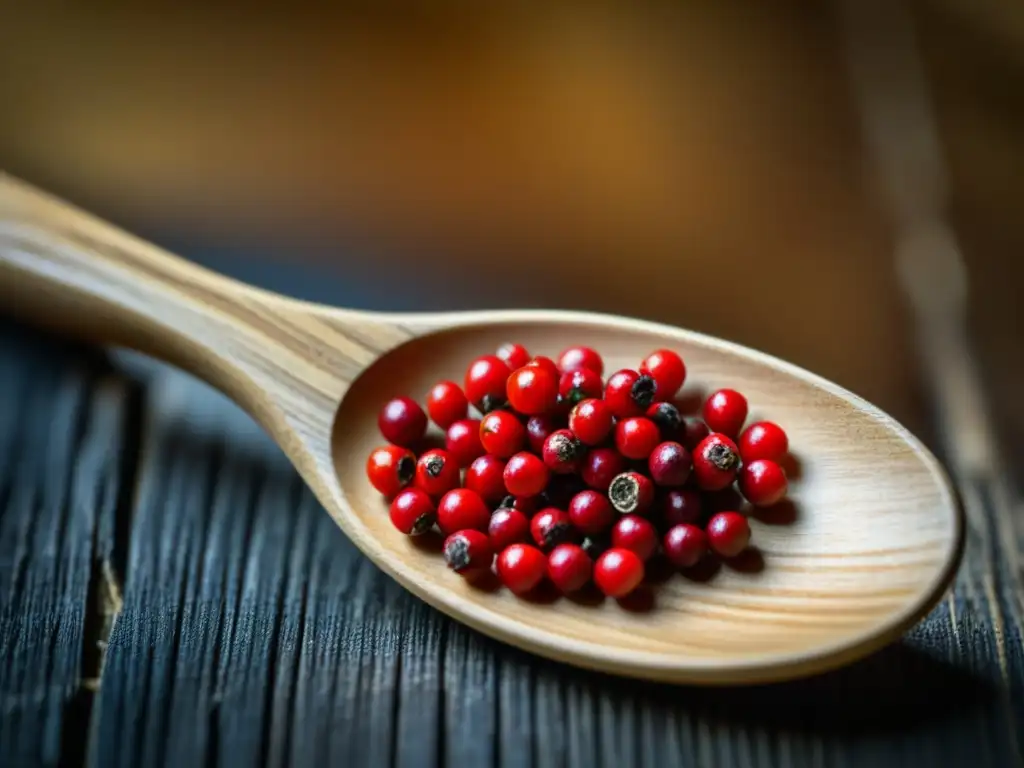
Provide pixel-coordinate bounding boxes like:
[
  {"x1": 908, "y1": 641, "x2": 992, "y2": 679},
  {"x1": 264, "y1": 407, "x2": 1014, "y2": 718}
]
[{"x1": 0, "y1": 174, "x2": 302, "y2": 388}]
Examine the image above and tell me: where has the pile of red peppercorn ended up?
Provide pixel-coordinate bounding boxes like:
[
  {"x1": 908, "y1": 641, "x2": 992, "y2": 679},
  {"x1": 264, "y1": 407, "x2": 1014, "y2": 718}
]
[{"x1": 367, "y1": 343, "x2": 791, "y2": 600}]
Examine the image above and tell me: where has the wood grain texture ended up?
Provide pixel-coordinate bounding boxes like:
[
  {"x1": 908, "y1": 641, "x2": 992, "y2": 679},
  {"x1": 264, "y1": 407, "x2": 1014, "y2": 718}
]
[
  {"x1": 0, "y1": 313, "x2": 1020, "y2": 766},
  {"x1": 0, "y1": 174, "x2": 963, "y2": 684},
  {"x1": 0, "y1": 324, "x2": 137, "y2": 766}
]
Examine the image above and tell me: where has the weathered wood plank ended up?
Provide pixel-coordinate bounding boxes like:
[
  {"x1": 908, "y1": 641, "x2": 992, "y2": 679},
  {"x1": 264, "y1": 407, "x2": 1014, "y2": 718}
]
[
  {"x1": 0, "y1": 323, "x2": 136, "y2": 767},
  {"x1": 3, "y1": 310, "x2": 1024, "y2": 767}
]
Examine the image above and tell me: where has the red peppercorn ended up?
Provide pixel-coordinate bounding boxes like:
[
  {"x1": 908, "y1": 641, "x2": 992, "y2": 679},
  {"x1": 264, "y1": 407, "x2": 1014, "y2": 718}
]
[
  {"x1": 646, "y1": 402, "x2": 682, "y2": 441},
  {"x1": 389, "y1": 488, "x2": 436, "y2": 535},
  {"x1": 568, "y1": 490, "x2": 614, "y2": 534},
  {"x1": 464, "y1": 454, "x2": 508, "y2": 504},
  {"x1": 607, "y1": 471, "x2": 655, "y2": 515},
  {"x1": 663, "y1": 524, "x2": 708, "y2": 568},
  {"x1": 378, "y1": 396, "x2": 428, "y2": 447},
  {"x1": 547, "y1": 544, "x2": 593, "y2": 593},
  {"x1": 465, "y1": 355, "x2": 512, "y2": 412},
  {"x1": 426, "y1": 380, "x2": 469, "y2": 430},
  {"x1": 611, "y1": 515, "x2": 659, "y2": 561},
  {"x1": 738, "y1": 421, "x2": 789, "y2": 463},
  {"x1": 738, "y1": 459, "x2": 788, "y2": 507},
  {"x1": 615, "y1": 417, "x2": 661, "y2": 460},
  {"x1": 496, "y1": 543, "x2": 547, "y2": 595},
  {"x1": 702, "y1": 389, "x2": 749, "y2": 437},
  {"x1": 648, "y1": 441, "x2": 692, "y2": 487},
  {"x1": 594, "y1": 548, "x2": 645, "y2": 598},
  {"x1": 526, "y1": 415, "x2": 558, "y2": 454},
  {"x1": 692, "y1": 433, "x2": 741, "y2": 491},
  {"x1": 488, "y1": 507, "x2": 531, "y2": 551},
  {"x1": 581, "y1": 448, "x2": 627, "y2": 491},
  {"x1": 639, "y1": 349, "x2": 686, "y2": 400},
  {"x1": 445, "y1": 418, "x2": 484, "y2": 467},
  {"x1": 558, "y1": 368, "x2": 603, "y2": 405},
  {"x1": 604, "y1": 369, "x2": 658, "y2": 418},
  {"x1": 414, "y1": 449, "x2": 461, "y2": 498},
  {"x1": 443, "y1": 529, "x2": 494, "y2": 576},
  {"x1": 503, "y1": 452, "x2": 550, "y2": 497},
  {"x1": 542, "y1": 429, "x2": 585, "y2": 474},
  {"x1": 479, "y1": 410, "x2": 527, "y2": 458},
  {"x1": 681, "y1": 418, "x2": 711, "y2": 451},
  {"x1": 530, "y1": 508, "x2": 576, "y2": 550},
  {"x1": 526, "y1": 355, "x2": 561, "y2": 381},
  {"x1": 496, "y1": 342, "x2": 531, "y2": 370},
  {"x1": 557, "y1": 345, "x2": 604, "y2": 376},
  {"x1": 706, "y1": 511, "x2": 751, "y2": 557},
  {"x1": 436, "y1": 488, "x2": 491, "y2": 535},
  {"x1": 660, "y1": 489, "x2": 703, "y2": 527},
  {"x1": 568, "y1": 399, "x2": 614, "y2": 446},
  {"x1": 366, "y1": 445, "x2": 416, "y2": 497},
  {"x1": 507, "y1": 365, "x2": 559, "y2": 415}
]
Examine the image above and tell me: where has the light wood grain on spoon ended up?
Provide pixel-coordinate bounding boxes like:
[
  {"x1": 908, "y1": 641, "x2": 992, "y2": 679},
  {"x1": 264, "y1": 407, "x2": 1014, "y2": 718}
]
[{"x1": 0, "y1": 174, "x2": 963, "y2": 684}]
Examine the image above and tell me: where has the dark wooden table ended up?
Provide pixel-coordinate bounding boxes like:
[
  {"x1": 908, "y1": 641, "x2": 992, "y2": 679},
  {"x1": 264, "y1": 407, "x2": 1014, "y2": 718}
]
[{"x1": 1, "y1": 256, "x2": 1022, "y2": 768}]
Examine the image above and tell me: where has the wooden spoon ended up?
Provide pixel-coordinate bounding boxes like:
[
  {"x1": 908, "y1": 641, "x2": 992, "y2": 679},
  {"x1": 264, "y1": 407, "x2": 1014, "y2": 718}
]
[{"x1": 0, "y1": 175, "x2": 962, "y2": 685}]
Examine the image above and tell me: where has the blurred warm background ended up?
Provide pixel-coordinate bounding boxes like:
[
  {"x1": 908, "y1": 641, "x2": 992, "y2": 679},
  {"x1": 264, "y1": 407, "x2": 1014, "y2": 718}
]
[{"x1": 1, "y1": 3, "x2": 1021, "y2": 453}]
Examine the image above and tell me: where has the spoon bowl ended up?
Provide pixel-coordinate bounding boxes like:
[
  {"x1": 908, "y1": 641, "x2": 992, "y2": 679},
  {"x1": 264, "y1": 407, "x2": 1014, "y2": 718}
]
[{"x1": 0, "y1": 175, "x2": 963, "y2": 684}]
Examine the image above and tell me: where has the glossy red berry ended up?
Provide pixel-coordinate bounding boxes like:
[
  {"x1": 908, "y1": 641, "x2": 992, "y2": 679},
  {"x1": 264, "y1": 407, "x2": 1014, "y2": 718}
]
[
  {"x1": 692, "y1": 433, "x2": 741, "y2": 491},
  {"x1": 464, "y1": 454, "x2": 508, "y2": 504},
  {"x1": 663, "y1": 524, "x2": 708, "y2": 568},
  {"x1": 443, "y1": 529, "x2": 494, "y2": 576},
  {"x1": 639, "y1": 349, "x2": 686, "y2": 399},
  {"x1": 568, "y1": 399, "x2": 613, "y2": 446},
  {"x1": 646, "y1": 402, "x2": 682, "y2": 440},
  {"x1": 615, "y1": 417, "x2": 661, "y2": 460},
  {"x1": 526, "y1": 356, "x2": 561, "y2": 382},
  {"x1": 738, "y1": 459, "x2": 788, "y2": 507},
  {"x1": 378, "y1": 396, "x2": 428, "y2": 447},
  {"x1": 436, "y1": 488, "x2": 491, "y2": 535},
  {"x1": 507, "y1": 365, "x2": 559, "y2": 415},
  {"x1": 557, "y1": 345, "x2": 604, "y2": 376},
  {"x1": 648, "y1": 441, "x2": 692, "y2": 487},
  {"x1": 496, "y1": 342, "x2": 531, "y2": 370},
  {"x1": 496, "y1": 543, "x2": 547, "y2": 595},
  {"x1": 542, "y1": 429, "x2": 585, "y2": 474},
  {"x1": 526, "y1": 415, "x2": 558, "y2": 453},
  {"x1": 681, "y1": 418, "x2": 711, "y2": 451},
  {"x1": 607, "y1": 471, "x2": 655, "y2": 515},
  {"x1": 604, "y1": 369, "x2": 658, "y2": 418},
  {"x1": 660, "y1": 489, "x2": 703, "y2": 527},
  {"x1": 611, "y1": 515, "x2": 659, "y2": 561},
  {"x1": 465, "y1": 355, "x2": 512, "y2": 411},
  {"x1": 547, "y1": 544, "x2": 593, "y2": 593},
  {"x1": 568, "y1": 490, "x2": 614, "y2": 535},
  {"x1": 488, "y1": 507, "x2": 531, "y2": 551},
  {"x1": 389, "y1": 488, "x2": 436, "y2": 535},
  {"x1": 445, "y1": 418, "x2": 484, "y2": 467},
  {"x1": 414, "y1": 449, "x2": 461, "y2": 497},
  {"x1": 366, "y1": 445, "x2": 416, "y2": 497},
  {"x1": 702, "y1": 389, "x2": 749, "y2": 437},
  {"x1": 426, "y1": 380, "x2": 469, "y2": 429},
  {"x1": 479, "y1": 410, "x2": 527, "y2": 458},
  {"x1": 594, "y1": 548, "x2": 645, "y2": 598},
  {"x1": 558, "y1": 368, "x2": 603, "y2": 405},
  {"x1": 581, "y1": 448, "x2": 627, "y2": 491},
  {"x1": 530, "y1": 508, "x2": 576, "y2": 550},
  {"x1": 503, "y1": 452, "x2": 550, "y2": 497},
  {"x1": 738, "y1": 421, "x2": 789, "y2": 463},
  {"x1": 706, "y1": 511, "x2": 751, "y2": 557}
]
